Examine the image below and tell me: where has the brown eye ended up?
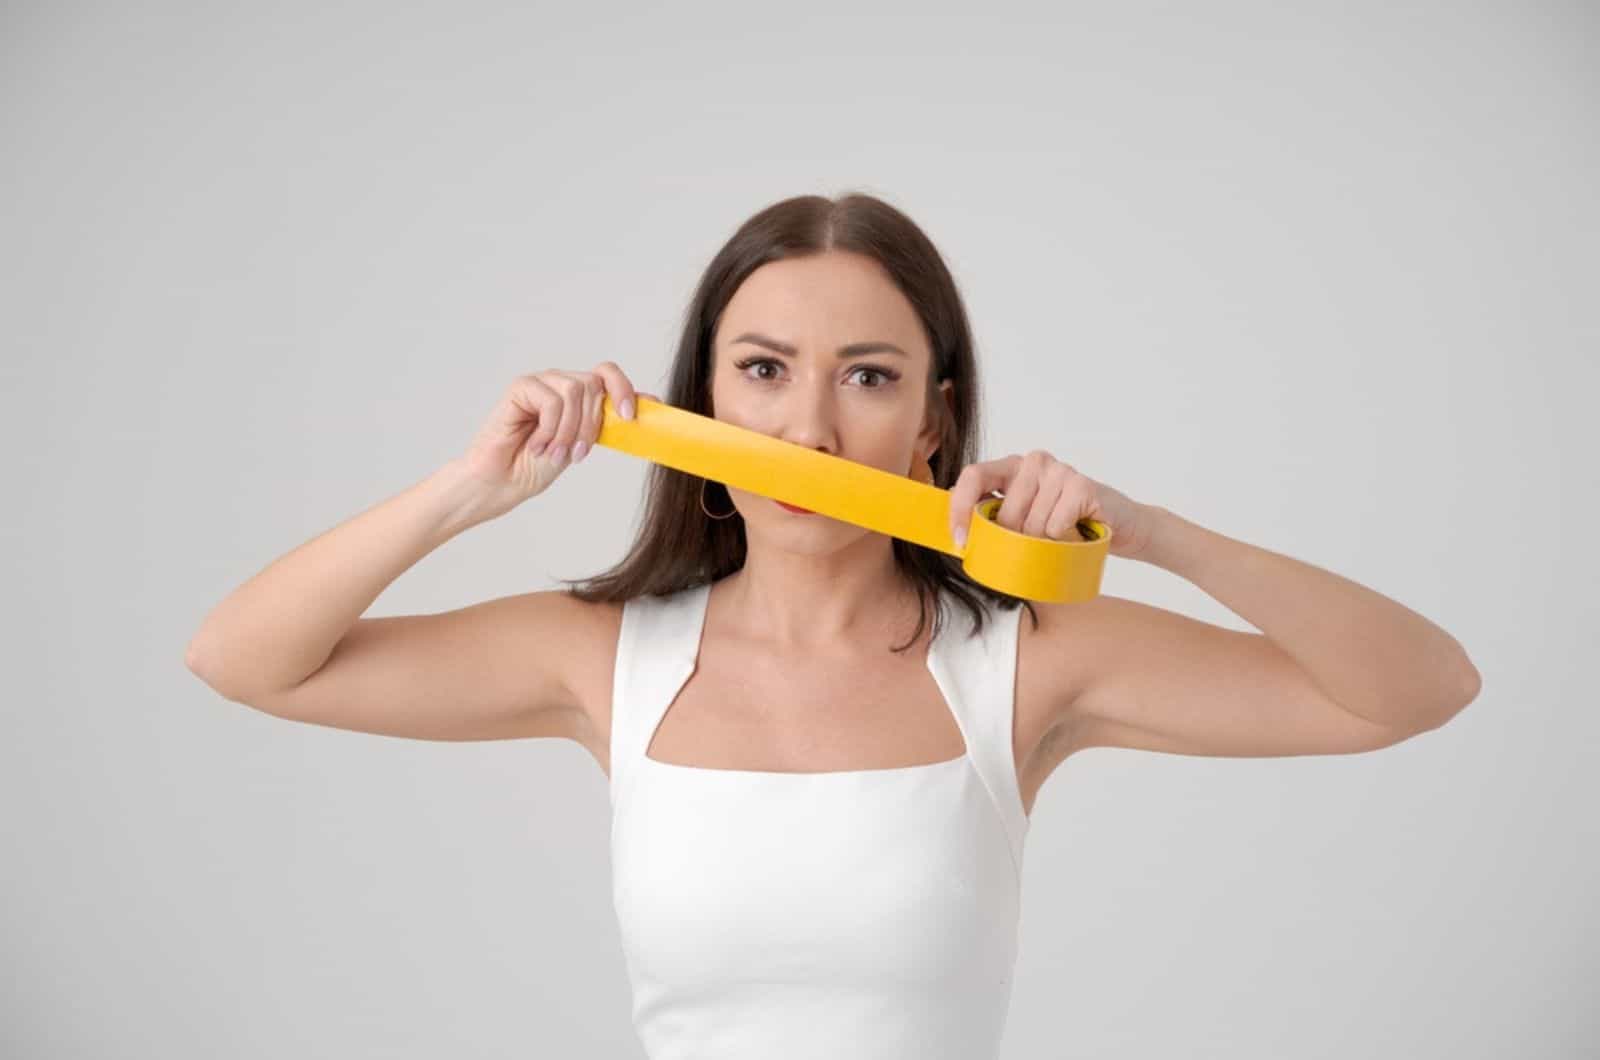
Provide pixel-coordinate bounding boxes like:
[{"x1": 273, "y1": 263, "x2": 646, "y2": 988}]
[
  {"x1": 852, "y1": 365, "x2": 899, "y2": 388},
  {"x1": 735, "y1": 356, "x2": 782, "y2": 381}
]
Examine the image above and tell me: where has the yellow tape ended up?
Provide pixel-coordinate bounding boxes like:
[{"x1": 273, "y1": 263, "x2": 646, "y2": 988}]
[{"x1": 593, "y1": 396, "x2": 1110, "y2": 603}]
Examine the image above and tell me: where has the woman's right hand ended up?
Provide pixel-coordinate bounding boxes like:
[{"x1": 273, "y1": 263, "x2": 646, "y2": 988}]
[{"x1": 455, "y1": 362, "x2": 655, "y2": 522}]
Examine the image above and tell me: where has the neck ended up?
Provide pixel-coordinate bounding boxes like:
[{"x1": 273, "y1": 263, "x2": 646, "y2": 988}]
[{"x1": 721, "y1": 540, "x2": 921, "y2": 650}]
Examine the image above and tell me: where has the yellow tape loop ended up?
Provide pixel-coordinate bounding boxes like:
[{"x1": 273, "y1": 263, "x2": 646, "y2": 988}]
[{"x1": 594, "y1": 396, "x2": 1110, "y2": 603}]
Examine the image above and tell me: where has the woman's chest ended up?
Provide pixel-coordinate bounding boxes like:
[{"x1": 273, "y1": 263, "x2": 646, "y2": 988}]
[
  {"x1": 645, "y1": 650, "x2": 969, "y2": 772},
  {"x1": 576, "y1": 598, "x2": 1078, "y2": 816},
  {"x1": 629, "y1": 629, "x2": 1067, "y2": 815}
]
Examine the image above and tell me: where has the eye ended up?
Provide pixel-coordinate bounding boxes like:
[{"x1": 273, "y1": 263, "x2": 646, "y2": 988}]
[
  {"x1": 734, "y1": 356, "x2": 783, "y2": 382},
  {"x1": 851, "y1": 365, "x2": 896, "y2": 388},
  {"x1": 733, "y1": 357, "x2": 900, "y2": 389}
]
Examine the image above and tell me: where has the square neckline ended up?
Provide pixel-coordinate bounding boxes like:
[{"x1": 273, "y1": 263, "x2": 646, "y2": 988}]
[{"x1": 638, "y1": 581, "x2": 976, "y2": 780}]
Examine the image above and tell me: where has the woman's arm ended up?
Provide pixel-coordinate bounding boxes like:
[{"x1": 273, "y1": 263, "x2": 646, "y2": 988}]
[
  {"x1": 184, "y1": 459, "x2": 495, "y2": 701},
  {"x1": 1135, "y1": 505, "x2": 1481, "y2": 732}
]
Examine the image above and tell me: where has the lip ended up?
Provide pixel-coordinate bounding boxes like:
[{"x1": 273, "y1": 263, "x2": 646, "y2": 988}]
[{"x1": 774, "y1": 500, "x2": 814, "y2": 514}]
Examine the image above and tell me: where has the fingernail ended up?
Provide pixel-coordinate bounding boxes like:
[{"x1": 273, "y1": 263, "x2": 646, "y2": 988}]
[
  {"x1": 953, "y1": 526, "x2": 967, "y2": 548},
  {"x1": 620, "y1": 398, "x2": 635, "y2": 420},
  {"x1": 549, "y1": 444, "x2": 567, "y2": 463},
  {"x1": 572, "y1": 440, "x2": 588, "y2": 462}
]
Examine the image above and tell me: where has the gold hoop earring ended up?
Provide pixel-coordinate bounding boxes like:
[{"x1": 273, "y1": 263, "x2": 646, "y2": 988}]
[{"x1": 699, "y1": 479, "x2": 739, "y2": 520}]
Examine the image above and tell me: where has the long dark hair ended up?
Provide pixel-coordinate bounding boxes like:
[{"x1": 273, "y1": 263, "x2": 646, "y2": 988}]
[{"x1": 556, "y1": 191, "x2": 1039, "y2": 653}]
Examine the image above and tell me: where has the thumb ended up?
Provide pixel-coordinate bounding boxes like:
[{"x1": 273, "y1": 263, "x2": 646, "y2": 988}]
[{"x1": 947, "y1": 456, "x2": 1018, "y2": 546}]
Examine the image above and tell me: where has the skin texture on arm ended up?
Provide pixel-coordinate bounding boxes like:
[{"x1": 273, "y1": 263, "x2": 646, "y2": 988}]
[{"x1": 1039, "y1": 507, "x2": 1480, "y2": 758}]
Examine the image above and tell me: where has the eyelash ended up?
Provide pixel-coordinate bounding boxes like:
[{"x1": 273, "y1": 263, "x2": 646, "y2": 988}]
[{"x1": 732, "y1": 356, "x2": 901, "y2": 389}]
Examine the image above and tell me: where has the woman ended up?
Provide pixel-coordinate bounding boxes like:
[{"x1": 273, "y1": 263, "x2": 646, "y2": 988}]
[{"x1": 186, "y1": 192, "x2": 1481, "y2": 1059}]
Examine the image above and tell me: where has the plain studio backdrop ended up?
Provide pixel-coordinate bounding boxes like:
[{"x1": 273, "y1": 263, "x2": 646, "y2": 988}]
[{"x1": 4, "y1": 2, "x2": 1593, "y2": 1057}]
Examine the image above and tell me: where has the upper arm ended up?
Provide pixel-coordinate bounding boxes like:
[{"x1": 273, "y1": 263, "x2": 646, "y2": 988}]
[
  {"x1": 237, "y1": 590, "x2": 610, "y2": 744},
  {"x1": 1048, "y1": 594, "x2": 1423, "y2": 759}
]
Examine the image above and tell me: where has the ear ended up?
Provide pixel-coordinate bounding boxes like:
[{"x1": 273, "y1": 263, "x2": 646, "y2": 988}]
[{"x1": 919, "y1": 378, "x2": 955, "y2": 458}]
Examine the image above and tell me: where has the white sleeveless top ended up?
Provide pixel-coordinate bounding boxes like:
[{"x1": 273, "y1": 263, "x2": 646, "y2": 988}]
[{"x1": 607, "y1": 580, "x2": 1030, "y2": 1059}]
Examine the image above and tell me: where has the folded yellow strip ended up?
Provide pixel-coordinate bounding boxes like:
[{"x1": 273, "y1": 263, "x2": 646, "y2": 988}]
[{"x1": 593, "y1": 396, "x2": 1110, "y2": 603}]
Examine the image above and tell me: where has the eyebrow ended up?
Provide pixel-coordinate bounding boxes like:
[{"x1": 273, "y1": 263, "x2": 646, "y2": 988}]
[{"x1": 727, "y1": 331, "x2": 910, "y2": 359}]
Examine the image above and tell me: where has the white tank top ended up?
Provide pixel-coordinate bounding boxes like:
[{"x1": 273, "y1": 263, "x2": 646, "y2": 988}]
[{"x1": 607, "y1": 580, "x2": 1029, "y2": 1059}]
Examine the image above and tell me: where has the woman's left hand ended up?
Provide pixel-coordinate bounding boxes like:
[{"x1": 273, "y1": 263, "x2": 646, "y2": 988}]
[{"x1": 947, "y1": 450, "x2": 1156, "y2": 561}]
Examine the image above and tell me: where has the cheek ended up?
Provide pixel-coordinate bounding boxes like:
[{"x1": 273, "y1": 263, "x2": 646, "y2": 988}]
[
  {"x1": 841, "y1": 450, "x2": 909, "y2": 479},
  {"x1": 708, "y1": 376, "x2": 757, "y2": 425},
  {"x1": 863, "y1": 428, "x2": 919, "y2": 471}
]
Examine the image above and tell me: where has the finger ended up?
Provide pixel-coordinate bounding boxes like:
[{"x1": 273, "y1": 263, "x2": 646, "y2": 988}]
[
  {"x1": 1021, "y1": 463, "x2": 1070, "y2": 538},
  {"x1": 948, "y1": 456, "x2": 1019, "y2": 543},
  {"x1": 591, "y1": 361, "x2": 637, "y2": 420},
  {"x1": 516, "y1": 376, "x2": 562, "y2": 455},
  {"x1": 1041, "y1": 481, "x2": 1086, "y2": 541},
  {"x1": 545, "y1": 373, "x2": 590, "y2": 462},
  {"x1": 573, "y1": 374, "x2": 607, "y2": 462},
  {"x1": 498, "y1": 374, "x2": 545, "y2": 431},
  {"x1": 994, "y1": 454, "x2": 1045, "y2": 532}
]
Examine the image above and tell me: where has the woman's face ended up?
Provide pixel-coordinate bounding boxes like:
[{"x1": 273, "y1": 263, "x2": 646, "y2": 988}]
[{"x1": 709, "y1": 249, "x2": 952, "y2": 536}]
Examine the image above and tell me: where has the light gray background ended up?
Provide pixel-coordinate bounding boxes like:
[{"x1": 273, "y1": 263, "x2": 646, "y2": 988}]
[{"x1": 5, "y1": 2, "x2": 1594, "y2": 1057}]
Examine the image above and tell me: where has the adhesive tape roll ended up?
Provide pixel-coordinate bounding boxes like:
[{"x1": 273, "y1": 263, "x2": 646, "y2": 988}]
[{"x1": 593, "y1": 396, "x2": 1110, "y2": 603}]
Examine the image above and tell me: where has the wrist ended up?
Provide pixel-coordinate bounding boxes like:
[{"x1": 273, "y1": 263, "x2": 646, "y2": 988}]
[
  {"x1": 425, "y1": 459, "x2": 501, "y2": 539},
  {"x1": 1131, "y1": 504, "x2": 1180, "y2": 567}
]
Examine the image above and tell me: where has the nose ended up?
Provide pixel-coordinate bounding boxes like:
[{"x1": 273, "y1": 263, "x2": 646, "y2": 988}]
[{"x1": 773, "y1": 391, "x2": 839, "y2": 455}]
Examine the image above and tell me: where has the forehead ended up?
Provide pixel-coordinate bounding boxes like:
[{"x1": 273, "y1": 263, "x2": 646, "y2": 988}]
[{"x1": 715, "y1": 251, "x2": 927, "y2": 355}]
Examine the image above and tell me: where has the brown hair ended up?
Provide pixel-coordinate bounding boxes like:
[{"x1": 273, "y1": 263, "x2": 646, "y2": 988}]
[{"x1": 556, "y1": 191, "x2": 1039, "y2": 652}]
